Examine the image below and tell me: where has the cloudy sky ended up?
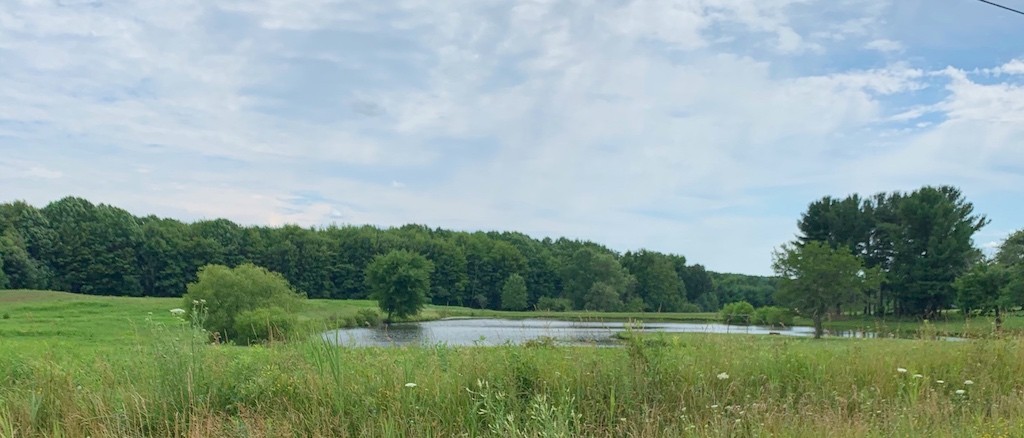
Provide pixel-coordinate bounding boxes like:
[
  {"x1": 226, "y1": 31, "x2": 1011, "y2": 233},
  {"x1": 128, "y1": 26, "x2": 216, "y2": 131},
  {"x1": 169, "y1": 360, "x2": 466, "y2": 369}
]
[{"x1": 2, "y1": 0, "x2": 1023, "y2": 275}]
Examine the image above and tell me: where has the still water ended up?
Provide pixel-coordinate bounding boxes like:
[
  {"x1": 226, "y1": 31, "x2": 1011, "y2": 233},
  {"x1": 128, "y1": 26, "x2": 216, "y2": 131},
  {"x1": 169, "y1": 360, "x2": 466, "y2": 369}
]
[{"x1": 322, "y1": 318, "x2": 852, "y2": 347}]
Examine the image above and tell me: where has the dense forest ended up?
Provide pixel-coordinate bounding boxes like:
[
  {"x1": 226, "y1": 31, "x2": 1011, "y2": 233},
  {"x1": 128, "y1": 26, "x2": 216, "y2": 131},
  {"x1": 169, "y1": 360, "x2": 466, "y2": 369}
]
[{"x1": 0, "y1": 197, "x2": 772, "y2": 312}]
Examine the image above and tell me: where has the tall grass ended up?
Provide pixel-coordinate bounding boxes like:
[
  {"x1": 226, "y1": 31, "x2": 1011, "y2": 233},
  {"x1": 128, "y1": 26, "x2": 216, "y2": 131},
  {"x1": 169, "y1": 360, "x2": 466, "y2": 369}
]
[
  {"x1": 3, "y1": 316, "x2": 1024, "y2": 437},
  {"x1": 3, "y1": 290, "x2": 1024, "y2": 436}
]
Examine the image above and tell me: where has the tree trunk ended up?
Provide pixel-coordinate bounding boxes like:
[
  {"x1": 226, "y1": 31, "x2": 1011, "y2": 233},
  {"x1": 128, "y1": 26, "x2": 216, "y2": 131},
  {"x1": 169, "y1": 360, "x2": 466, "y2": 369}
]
[
  {"x1": 813, "y1": 314, "x2": 824, "y2": 339},
  {"x1": 995, "y1": 307, "x2": 1003, "y2": 333}
]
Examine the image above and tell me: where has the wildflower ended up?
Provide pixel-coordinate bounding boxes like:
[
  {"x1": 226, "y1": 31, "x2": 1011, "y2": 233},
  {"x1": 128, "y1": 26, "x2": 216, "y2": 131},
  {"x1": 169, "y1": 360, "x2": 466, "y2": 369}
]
[
  {"x1": 955, "y1": 389, "x2": 966, "y2": 395},
  {"x1": 936, "y1": 380, "x2": 945, "y2": 384},
  {"x1": 913, "y1": 374, "x2": 923, "y2": 379},
  {"x1": 404, "y1": 382, "x2": 417, "y2": 388},
  {"x1": 710, "y1": 404, "x2": 719, "y2": 409},
  {"x1": 717, "y1": 372, "x2": 729, "y2": 380},
  {"x1": 896, "y1": 368, "x2": 907, "y2": 373},
  {"x1": 964, "y1": 380, "x2": 974, "y2": 385},
  {"x1": 192, "y1": 300, "x2": 199, "y2": 305},
  {"x1": 169, "y1": 308, "x2": 185, "y2": 316}
]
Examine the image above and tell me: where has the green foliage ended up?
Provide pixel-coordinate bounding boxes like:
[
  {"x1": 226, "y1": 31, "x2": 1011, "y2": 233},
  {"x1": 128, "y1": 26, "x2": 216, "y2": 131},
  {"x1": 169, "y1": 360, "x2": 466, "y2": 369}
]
[
  {"x1": 561, "y1": 248, "x2": 633, "y2": 311},
  {"x1": 233, "y1": 306, "x2": 297, "y2": 344},
  {"x1": 719, "y1": 301, "x2": 755, "y2": 324},
  {"x1": 955, "y1": 261, "x2": 1024, "y2": 329},
  {"x1": 0, "y1": 253, "x2": 8, "y2": 289},
  {"x1": 997, "y1": 229, "x2": 1024, "y2": 267},
  {"x1": 621, "y1": 250, "x2": 685, "y2": 312},
  {"x1": 535, "y1": 296, "x2": 572, "y2": 312},
  {"x1": 708, "y1": 272, "x2": 777, "y2": 309},
  {"x1": 365, "y1": 249, "x2": 434, "y2": 321},
  {"x1": 773, "y1": 241, "x2": 867, "y2": 338},
  {"x1": 753, "y1": 306, "x2": 794, "y2": 327},
  {"x1": 677, "y1": 302, "x2": 701, "y2": 313},
  {"x1": 183, "y1": 263, "x2": 304, "y2": 342},
  {"x1": 500, "y1": 273, "x2": 529, "y2": 311},
  {"x1": 796, "y1": 186, "x2": 988, "y2": 317},
  {"x1": 584, "y1": 282, "x2": 622, "y2": 311}
]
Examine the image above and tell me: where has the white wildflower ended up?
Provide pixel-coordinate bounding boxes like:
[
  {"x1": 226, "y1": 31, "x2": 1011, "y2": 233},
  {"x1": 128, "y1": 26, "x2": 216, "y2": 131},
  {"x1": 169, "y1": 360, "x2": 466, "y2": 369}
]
[
  {"x1": 936, "y1": 380, "x2": 945, "y2": 384},
  {"x1": 955, "y1": 389, "x2": 966, "y2": 395},
  {"x1": 964, "y1": 380, "x2": 974, "y2": 385},
  {"x1": 169, "y1": 308, "x2": 185, "y2": 316},
  {"x1": 717, "y1": 372, "x2": 729, "y2": 380},
  {"x1": 404, "y1": 382, "x2": 417, "y2": 388},
  {"x1": 896, "y1": 368, "x2": 907, "y2": 374},
  {"x1": 913, "y1": 374, "x2": 923, "y2": 379}
]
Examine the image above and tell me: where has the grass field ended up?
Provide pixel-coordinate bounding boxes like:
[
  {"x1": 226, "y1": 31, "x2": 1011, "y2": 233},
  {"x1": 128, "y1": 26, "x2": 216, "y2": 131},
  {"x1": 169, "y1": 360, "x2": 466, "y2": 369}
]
[{"x1": 3, "y1": 290, "x2": 1024, "y2": 437}]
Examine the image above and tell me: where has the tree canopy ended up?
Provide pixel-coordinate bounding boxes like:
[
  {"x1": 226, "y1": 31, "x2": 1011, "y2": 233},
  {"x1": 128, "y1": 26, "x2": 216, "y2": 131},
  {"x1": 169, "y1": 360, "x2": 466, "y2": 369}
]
[
  {"x1": 795, "y1": 185, "x2": 988, "y2": 317},
  {"x1": 1, "y1": 196, "x2": 777, "y2": 312},
  {"x1": 773, "y1": 241, "x2": 871, "y2": 338},
  {"x1": 365, "y1": 250, "x2": 434, "y2": 321}
]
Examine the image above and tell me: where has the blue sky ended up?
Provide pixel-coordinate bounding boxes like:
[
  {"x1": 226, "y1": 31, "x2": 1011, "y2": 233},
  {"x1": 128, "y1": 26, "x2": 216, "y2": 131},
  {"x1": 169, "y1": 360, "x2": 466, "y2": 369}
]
[{"x1": 1, "y1": 0, "x2": 1023, "y2": 275}]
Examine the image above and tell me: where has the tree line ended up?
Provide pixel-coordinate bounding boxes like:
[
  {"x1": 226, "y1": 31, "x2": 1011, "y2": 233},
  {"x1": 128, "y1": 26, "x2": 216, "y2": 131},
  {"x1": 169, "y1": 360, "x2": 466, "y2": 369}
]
[
  {"x1": 790, "y1": 185, "x2": 1023, "y2": 319},
  {"x1": 0, "y1": 196, "x2": 773, "y2": 312}
]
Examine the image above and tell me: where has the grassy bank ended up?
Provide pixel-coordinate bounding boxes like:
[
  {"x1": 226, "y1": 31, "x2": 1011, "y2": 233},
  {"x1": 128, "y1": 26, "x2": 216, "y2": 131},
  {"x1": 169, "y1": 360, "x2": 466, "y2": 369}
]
[{"x1": 3, "y1": 290, "x2": 1024, "y2": 436}]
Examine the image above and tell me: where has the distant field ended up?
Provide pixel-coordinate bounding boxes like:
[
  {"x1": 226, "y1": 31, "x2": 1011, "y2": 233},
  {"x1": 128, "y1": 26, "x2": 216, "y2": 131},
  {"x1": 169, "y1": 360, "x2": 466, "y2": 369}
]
[{"x1": 3, "y1": 290, "x2": 1024, "y2": 437}]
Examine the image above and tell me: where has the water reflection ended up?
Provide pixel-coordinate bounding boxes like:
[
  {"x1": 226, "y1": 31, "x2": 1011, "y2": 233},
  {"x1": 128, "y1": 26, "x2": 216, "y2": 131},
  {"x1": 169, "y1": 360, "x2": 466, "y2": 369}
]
[{"x1": 322, "y1": 318, "x2": 841, "y2": 347}]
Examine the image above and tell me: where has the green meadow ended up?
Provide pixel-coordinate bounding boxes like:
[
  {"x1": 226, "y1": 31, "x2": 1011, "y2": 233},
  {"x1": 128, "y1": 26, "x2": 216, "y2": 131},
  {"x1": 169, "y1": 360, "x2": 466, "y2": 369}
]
[{"x1": 3, "y1": 290, "x2": 1024, "y2": 437}]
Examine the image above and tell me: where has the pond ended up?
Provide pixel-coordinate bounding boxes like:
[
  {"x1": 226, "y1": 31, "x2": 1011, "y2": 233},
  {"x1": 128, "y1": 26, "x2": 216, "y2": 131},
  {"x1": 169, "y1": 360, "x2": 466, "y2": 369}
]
[{"x1": 321, "y1": 318, "x2": 880, "y2": 347}]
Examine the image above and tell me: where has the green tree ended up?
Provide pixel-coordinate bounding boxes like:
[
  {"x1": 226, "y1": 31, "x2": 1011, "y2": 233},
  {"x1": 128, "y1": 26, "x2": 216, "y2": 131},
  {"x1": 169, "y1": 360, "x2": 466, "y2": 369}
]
[
  {"x1": 182, "y1": 263, "x2": 304, "y2": 342},
  {"x1": 772, "y1": 241, "x2": 868, "y2": 339},
  {"x1": 560, "y1": 248, "x2": 633, "y2": 311},
  {"x1": 500, "y1": 273, "x2": 528, "y2": 311},
  {"x1": 584, "y1": 282, "x2": 622, "y2": 311},
  {"x1": 954, "y1": 262, "x2": 1016, "y2": 329},
  {"x1": 622, "y1": 250, "x2": 686, "y2": 312},
  {"x1": 889, "y1": 186, "x2": 988, "y2": 316},
  {"x1": 365, "y1": 250, "x2": 434, "y2": 321},
  {"x1": 0, "y1": 252, "x2": 8, "y2": 289},
  {"x1": 997, "y1": 229, "x2": 1024, "y2": 267}
]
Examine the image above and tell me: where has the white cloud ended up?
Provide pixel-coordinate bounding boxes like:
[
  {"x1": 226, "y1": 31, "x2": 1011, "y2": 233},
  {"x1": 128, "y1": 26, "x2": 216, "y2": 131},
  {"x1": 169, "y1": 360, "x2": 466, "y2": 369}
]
[
  {"x1": 865, "y1": 38, "x2": 903, "y2": 53},
  {"x1": 1, "y1": 0, "x2": 1022, "y2": 275}
]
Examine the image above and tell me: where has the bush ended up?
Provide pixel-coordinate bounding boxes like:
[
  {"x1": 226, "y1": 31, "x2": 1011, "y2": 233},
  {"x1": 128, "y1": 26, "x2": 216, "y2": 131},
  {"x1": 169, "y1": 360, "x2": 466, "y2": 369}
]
[
  {"x1": 233, "y1": 306, "x2": 297, "y2": 344},
  {"x1": 355, "y1": 308, "x2": 382, "y2": 327},
  {"x1": 183, "y1": 263, "x2": 304, "y2": 342},
  {"x1": 623, "y1": 297, "x2": 646, "y2": 313},
  {"x1": 677, "y1": 303, "x2": 701, "y2": 313},
  {"x1": 720, "y1": 301, "x2": 756, "y2": 324},
  {"x1": 753, "y1": 306, "x2": 794, "y2": 327},
  {"x1": 535, "y1": 297, "x2": 572, "y2": 312}
]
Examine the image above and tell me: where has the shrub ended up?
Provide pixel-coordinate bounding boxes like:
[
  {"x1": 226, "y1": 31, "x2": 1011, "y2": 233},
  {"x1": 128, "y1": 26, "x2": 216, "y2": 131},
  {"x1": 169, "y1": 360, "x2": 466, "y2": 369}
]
[
  {"x1": 622, "y1": 297, "x2": 646, "y2": 312},
  {"x1": 535, "y1": 297, "x2": 572, "y2": 312},
  {"x1": 233, "y1": 306, "x2": 297, "y2": 344},
  {"x1": 720, "y1": 301, "x2": 756, "y2": 324},
  {"x1": 753, "y1": 306, "x2": 795, "y2": 327},
  {"x1": 355, "y1": 308, "x2": 382, "y2": 327},
  {"x1": 678, "y1": 303, "x2": 702, "y2": 313},
  {"x1": 183, "y1": 263, "x2": 304, "y2": 342}
]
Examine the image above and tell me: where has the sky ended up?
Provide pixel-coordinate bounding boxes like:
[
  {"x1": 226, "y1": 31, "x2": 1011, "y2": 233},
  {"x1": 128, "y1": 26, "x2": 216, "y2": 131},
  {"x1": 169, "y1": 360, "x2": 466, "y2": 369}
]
[{"x1": 1, "y1": 0, "x2": 1023, "y2": 276}]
